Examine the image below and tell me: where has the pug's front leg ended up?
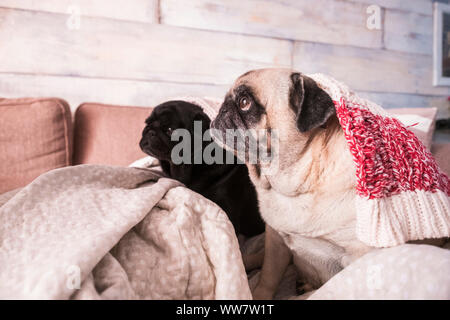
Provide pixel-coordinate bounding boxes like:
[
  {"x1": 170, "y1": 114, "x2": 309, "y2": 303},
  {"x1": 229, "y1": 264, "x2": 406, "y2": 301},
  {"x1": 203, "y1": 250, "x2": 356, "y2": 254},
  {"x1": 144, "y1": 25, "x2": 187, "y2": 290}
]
[
  {"x1": 252, "y1": 225, "x2": 291, "y2": 300},
  {"x1": 247, "y1": 164, "x2": 271, "y2": 190}
]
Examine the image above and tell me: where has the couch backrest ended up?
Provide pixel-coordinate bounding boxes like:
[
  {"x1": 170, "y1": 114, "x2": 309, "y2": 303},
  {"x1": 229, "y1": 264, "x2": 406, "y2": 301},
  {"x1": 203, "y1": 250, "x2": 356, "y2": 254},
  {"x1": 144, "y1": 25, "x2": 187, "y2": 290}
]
[
  {"x1": 73, "y1": 103, "x2": 152, "y2": 166},
  {"x1": 1, "y1": 98, "x2": 449, "y2": 194},
  {"x1": 431, "y1": 143, "x2": 450, "y2": 177},
  {"x1": 0, "y1": 97, "x2": 72, "y2": 194}
]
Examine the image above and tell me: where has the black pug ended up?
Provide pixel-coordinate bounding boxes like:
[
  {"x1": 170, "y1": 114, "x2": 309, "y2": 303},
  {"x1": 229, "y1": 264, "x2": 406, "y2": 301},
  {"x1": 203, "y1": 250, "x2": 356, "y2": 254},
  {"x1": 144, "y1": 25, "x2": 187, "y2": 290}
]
[{"x1": 140, "y1": 100, "x2": 265, "y2": 238}]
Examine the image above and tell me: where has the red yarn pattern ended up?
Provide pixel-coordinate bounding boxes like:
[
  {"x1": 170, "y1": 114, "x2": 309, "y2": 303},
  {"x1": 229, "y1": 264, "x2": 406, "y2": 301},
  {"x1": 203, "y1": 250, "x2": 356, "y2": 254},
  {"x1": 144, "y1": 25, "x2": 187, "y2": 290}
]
[{"x1": 335, "y1": 98, "x2": 450, "y2": 199}]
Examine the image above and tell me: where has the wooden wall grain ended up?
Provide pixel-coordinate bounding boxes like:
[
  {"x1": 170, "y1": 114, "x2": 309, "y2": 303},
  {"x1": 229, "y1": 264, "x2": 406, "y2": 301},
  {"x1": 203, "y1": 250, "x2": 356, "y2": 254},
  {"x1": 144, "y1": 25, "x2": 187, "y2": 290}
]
[{"x1": 0, "y1": 0, "x2": 448, "y2": 115}]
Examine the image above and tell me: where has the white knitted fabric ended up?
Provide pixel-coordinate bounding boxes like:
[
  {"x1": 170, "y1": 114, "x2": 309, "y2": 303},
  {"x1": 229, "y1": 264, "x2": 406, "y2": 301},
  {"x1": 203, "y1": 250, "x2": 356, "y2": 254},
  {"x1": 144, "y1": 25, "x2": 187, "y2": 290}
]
[{"x1": 173, "y1": 96, "x2": 222, "y2": 120}]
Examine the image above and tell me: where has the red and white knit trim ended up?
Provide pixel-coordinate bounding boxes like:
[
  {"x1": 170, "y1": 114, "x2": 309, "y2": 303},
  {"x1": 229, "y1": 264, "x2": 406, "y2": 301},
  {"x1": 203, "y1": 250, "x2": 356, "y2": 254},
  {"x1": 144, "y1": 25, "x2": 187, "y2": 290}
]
[
  {"x1": 335, "y1": 98, "x2": 450, "y2": 199},
  {"x1": 356, "y1": 189, "x2": 450, "y2": 246},
  {"x1": 310, "y1": 74, "x2": 450, "y2": 247}
]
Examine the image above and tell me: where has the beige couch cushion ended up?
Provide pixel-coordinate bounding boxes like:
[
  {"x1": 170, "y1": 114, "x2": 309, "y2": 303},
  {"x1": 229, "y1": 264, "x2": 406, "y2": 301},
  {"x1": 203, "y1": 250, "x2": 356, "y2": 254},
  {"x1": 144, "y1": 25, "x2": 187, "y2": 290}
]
[
  {"x1": 389, "y1": 107, "x2": 437, "y2": 150},
  {"x1": 431, "y1": 143, "x2": 450, "y2": 176},
  {"x1": 0, "y1": 98, "x2": 72, "y2": 193},
  {"x1": 73, "y1": 103, "x2": 152, "y2": 166}
]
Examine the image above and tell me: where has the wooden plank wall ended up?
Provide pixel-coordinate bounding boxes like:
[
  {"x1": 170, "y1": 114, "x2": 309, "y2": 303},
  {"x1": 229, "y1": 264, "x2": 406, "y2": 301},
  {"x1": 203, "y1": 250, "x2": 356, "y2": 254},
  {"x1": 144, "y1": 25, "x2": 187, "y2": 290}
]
[{"x1": 0, "y1": 0, "x2": 448, "y2": 115}]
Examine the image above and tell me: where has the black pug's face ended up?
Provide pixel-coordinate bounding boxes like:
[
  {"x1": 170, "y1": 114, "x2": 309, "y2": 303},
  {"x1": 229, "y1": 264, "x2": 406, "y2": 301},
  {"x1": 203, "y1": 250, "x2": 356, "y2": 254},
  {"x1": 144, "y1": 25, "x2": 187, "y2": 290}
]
[{"x1": 139, "y1": 100, "x2": 210, "y2": 162}]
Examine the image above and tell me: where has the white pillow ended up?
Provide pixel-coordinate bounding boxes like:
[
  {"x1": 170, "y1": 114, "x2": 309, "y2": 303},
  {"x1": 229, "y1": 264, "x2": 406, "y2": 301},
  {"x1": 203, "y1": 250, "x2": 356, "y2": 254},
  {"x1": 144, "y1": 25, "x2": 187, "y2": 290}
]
[{"x1": 309, "y1": 244, "x2": 450, "y2": 300}]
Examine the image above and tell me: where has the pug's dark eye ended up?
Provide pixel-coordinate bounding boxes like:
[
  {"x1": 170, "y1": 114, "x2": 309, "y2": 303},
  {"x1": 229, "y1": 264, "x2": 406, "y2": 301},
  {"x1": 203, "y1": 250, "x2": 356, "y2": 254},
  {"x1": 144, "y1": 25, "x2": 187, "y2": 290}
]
[
  {"x1": 166, "y1": 127, "x2": 173, "y2": 136},
  {"x1": 239, "y1": 96, "x2": 252, "y2": 111}
]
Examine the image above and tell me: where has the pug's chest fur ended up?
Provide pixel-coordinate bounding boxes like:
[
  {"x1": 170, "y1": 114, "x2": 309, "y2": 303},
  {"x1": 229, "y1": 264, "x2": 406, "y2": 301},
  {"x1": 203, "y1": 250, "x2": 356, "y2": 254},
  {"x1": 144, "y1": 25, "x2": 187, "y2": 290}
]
[
  {"x1": 253, "y1": 169, "x2": 369, "y2": 257},
  {"x1": 258, "y1": 186, "x2": 350, "y2": 234}
]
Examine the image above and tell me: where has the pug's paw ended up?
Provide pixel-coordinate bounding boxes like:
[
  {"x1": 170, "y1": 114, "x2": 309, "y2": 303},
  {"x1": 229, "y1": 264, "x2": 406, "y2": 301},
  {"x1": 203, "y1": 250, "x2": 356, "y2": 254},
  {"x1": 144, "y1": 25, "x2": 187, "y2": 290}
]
[
  {"x1": 252, "y1": 284, "x2": 275, "y2": 300},
  {"x1": 296, "y1": 281, "x2": 315, "y2": 295}
]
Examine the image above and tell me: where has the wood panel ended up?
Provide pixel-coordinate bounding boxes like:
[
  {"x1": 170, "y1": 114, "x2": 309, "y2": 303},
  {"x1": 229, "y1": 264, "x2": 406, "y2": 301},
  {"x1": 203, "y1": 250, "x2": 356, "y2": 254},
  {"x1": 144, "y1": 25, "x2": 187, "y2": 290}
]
[
  {"x1": 384, "y1": 10, "x2": 433, "y2": 55},
  {"x1": 161, "y1": 0, "x2": 383, "y2": 49},
  {"x1": 1, "y1": 73, "x2": 444, "y2": 115},
  {"x1": 349, "y1": 0, "x2": 432, "y2": 15},
  {"x1": 293, "y1": 41, "x2": 450, "y2": 96},
  {"x1": 357, "y1": 91, "x2": 445, "y2": 109},
  {"x1": 359, "y1": 91, "x2": 450, "y2": 120},
  {"x1": 0, "y1": 0, "x2": 159, "y2": 23},
  {"x1": 0, "y1": 8, "x2": 291, "y2": 85},
  {"x1": 0, "y1": 73, "x2": 227, "y2": 112}
]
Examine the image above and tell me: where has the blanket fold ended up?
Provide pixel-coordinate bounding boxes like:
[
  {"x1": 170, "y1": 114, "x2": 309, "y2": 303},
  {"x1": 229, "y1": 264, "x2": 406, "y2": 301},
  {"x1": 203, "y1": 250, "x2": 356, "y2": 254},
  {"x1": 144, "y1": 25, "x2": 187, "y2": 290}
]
[{"x1": 0, "y1": 164, "x2": 251, "y2": 299}]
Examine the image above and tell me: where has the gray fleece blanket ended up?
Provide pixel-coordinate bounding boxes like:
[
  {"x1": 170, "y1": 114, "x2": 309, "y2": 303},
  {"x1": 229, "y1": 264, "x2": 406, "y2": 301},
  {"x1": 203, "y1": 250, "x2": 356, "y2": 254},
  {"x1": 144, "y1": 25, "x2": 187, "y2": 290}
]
[{"x1": 0, "y1": 165, "x2": 251, "y2": 299}]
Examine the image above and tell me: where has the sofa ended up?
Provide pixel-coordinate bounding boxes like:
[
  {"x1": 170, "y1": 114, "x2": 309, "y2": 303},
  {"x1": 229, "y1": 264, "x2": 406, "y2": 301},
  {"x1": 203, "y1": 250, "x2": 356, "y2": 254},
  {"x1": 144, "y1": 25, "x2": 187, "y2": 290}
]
[
  {"x1": 1, "y1": 96, "x2": 450, "y2": 300},
  {"x1": 0, "y1": 98, "x2": 152, "y2": 194},
  {"x1": 1, "y1": 96, "x2": 449, "y2": 195}
]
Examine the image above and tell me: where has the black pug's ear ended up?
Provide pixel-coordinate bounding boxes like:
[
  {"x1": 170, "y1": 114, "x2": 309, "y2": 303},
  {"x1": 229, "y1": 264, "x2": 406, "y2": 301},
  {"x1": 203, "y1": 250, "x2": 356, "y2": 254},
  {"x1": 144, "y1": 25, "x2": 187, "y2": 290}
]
[
  {"x1": 193, "y1": 110, "x2": 211, "y2": 129},
  {"x1": 289, "y1": 73, "x2": 335, "y2": 133},
  {"x1": 190, "y1": 109, "x2": 212, "y2": 156}
]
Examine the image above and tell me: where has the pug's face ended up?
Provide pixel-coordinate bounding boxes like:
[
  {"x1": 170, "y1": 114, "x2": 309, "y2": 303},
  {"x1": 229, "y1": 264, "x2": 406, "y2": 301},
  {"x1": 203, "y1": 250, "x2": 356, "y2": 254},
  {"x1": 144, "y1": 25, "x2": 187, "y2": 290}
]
[
  {"x1": 140, "y1": 101, "x2": 210, "y2": 162},
  {"x1": 211, "y1": 68, "x2": 335, "y2": 163}
]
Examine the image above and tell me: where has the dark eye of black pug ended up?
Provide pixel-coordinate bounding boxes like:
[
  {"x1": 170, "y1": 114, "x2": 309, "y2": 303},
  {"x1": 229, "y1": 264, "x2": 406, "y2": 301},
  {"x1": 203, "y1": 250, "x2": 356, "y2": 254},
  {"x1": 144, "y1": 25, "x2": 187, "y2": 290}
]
[
  {"x1": 238, "y1": 95, "x2": 252, "y2": 111},
  {"x1": 166, "y1": 127, "x2": 173, "y2": 136}
]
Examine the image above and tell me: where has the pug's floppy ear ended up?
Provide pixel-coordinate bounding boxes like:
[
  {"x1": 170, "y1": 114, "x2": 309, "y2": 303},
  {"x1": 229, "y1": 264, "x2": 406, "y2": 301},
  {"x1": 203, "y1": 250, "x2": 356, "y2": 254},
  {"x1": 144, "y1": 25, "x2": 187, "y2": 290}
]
[{"x1": 289, "y1": 73, "x2": 335, "y2": 133}]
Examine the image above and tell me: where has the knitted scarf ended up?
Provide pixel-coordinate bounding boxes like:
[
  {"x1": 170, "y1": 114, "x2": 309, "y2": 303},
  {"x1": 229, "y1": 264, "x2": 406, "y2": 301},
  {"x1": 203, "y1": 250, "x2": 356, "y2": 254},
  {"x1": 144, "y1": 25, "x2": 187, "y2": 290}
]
[{"x1": 310, "y1": 74, "x2": 450, "y2": 247}]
